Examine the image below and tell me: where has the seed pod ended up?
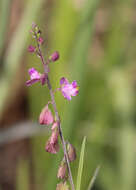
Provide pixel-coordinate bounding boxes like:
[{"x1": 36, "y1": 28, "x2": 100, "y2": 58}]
[
  {"x1": 67, "y1": 143, "x2": 76, "y2": 162},
  {"x1": 57, "y1": 160, "x2": 67, "y2": 179}
]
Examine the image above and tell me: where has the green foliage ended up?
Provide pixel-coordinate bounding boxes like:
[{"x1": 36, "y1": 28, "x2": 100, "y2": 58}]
[
  {"x1": 76, "y1": 137, "x2": 86, "y2": 190},
  {"x1": 87, "y1": 166, "x2": 100, "y2": 190}
]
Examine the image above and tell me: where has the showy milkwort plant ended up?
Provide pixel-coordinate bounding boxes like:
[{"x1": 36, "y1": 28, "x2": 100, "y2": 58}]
[{"x1": 26, "y1": 23, "x2": 78, "y2": 190}]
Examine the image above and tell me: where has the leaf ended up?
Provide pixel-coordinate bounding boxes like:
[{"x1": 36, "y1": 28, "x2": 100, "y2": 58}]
[
  {"x1": 87, "y1": 166, "x2": 100, "y2": 190},
  {"x1": 76, "y1": 136, "x2": 86, "y2": 190}
]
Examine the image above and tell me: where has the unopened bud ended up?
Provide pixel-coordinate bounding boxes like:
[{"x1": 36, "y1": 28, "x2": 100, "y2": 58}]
[
  {"x1": 67, "y1": 143, "x2": 76, "y2": 162},
  {"x1": 39, "y1": 105, "x2": 54, "y2": 125},
  {"x1": 38, "y1": 37, "x2": 44, "y2": 44},
  {"x1": 57, "y1": 160, "x2": 67, "y2": 179},
  {"x1": 56, "y1": 182, "x2": 69, "y2": 190},
  {"x1": 28, "y1": 45, "x2": 36, "y2": 53},
  {"x1": 50, "y1": 51, "x2": 59, "y2": 62}
]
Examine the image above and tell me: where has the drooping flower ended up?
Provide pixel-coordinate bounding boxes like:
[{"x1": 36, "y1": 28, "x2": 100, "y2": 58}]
[
  {"x1": 26, "y1": 68, "x2": 47, "y2": 86},
  {"x1": 39, "y1": 105, "x2": 54, "y2": 125},
  {"x1": 50, "y1": 51, "x2": 59, "y2": 62},
  {"x1": 45, "y1": 139, "x2": 59, "y2": 154},
  {"x1": 28, "y1": 45, "x2": 36, "y2": 53},
  {"x1": 45, "y1": 124, "x2": 59, "y2": 154},
  {"x1": 59, "y1": 77, "x2": 79, "y2": 101}
]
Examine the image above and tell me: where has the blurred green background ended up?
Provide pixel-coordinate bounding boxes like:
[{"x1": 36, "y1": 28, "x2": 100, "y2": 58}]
[{"x1": 0, "y1": 0, "x2": 136, "y2": 190}]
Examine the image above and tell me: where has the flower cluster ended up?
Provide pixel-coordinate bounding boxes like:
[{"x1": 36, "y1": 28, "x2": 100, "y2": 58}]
[{"x1": 26, "y1": 23, "x2": 78, "y2": 190}]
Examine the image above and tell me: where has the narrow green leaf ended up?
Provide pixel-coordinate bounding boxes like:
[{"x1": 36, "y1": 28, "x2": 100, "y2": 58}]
[
  {"x1": 87, "y1": 166, "x2": 100, "y2": 190},
  {"x1": 76, "y1": 136, "x2": 86, "y2": 190}
]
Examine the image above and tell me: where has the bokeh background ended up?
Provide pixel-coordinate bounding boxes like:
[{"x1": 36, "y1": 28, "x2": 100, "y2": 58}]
[{"x1": 0, "y1": 0, "x2": 136, "y2": 190}]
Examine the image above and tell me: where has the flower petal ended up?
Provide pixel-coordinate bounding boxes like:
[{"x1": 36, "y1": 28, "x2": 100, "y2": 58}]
[
  {"x1": 72, "y1": 80, "x2": 77, "y2": 88},
  {"x1": 62, "y1": 90, "x2": 71, "y2": 101},
  {"x1": 28, "y1": 68, "x2": 41, "y2": 80},
  {"x1": 26, "y1": 79, "x2": 40, "y2": 86},
  {"x1": 60, "y1": 77, "x2": 69, "y2": 85}
]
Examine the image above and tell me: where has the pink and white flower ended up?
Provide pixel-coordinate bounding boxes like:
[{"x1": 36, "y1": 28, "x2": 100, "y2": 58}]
[
  {"x1": 59, "y1": 77, "x2": 79, "y2": 101},
  {"x1": 26, "y1": 68, "x2": 47, "y2": 86}
]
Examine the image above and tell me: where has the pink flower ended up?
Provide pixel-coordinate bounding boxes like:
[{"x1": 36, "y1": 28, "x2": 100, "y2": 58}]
[
  {"x1": 26, "y1": 68, "x2": 47, "y2": 86},
  {"x1": 45, "y1": 125, "x2": 59, "y2": 154},
  {"x1": 38, "y1": 37, "x2": 44, "y2": 44},
  {"x1": 59, "y1": 77, "x2": 79, "y2": 101},
  {"x1": 28, "y1": 45, "x2": 36, "y2": 53},
  {"x1": 39, "y1": 105, "x2": 54, "y2": 125}
]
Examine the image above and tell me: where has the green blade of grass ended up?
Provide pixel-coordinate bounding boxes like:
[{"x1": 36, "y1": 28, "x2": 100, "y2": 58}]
[
  {"x1": 76, "y1": 136, "x2": 86, "y2": 190},
  {"x1": 87, "y1": 166, "x2": 100, "y2": 190}
]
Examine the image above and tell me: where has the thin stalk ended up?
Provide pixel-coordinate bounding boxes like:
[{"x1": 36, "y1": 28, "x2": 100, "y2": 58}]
[{"x1": 36, "y1": 40, "x2": 75, "y2": 190}]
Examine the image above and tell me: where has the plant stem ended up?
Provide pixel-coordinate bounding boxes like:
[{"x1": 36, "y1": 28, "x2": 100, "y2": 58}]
[
  {"x1": 37, "y1": 41, "x2": 75, "y2": 190},
  {"x1": 47, "y1": 77, "x2": 75, "y2": 190}
]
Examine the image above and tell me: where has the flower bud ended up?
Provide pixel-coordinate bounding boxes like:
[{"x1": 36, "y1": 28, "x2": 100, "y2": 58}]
[
  {"x1": 57, "y1": 160, "x2": 67, "y2": 179},
  {"x1": 50, "y1": 51, "x2": 59, "y2": 62},
  {"x1": 39, "y1": 105, "x2": 54, "y2": 125},
  {"x1": 50, "y1": 126, "x2": 59, "y2": 144},
  {"x1": 38, "y1": 37, "x2": 44, "y2": 44},
  {"x1": 28, "y1": 45, "x2": 36, "y2": 53},
  {"x1": 67, "y1": 143, "x2": 76, "y2": 162},
  {"x1": 56, "y1": 182, "x2": 69, "y2": 190}
]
